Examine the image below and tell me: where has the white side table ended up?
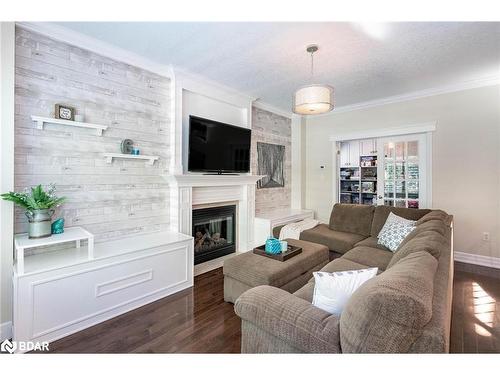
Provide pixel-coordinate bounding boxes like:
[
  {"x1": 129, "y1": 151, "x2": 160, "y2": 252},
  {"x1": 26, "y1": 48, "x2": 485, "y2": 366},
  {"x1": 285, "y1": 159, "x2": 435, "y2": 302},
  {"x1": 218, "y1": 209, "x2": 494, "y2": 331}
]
[
  {"x1": 14, "y1": 227, "x2": 94, "y2": 275},
  {"x1": 254, "y1": 209, "x2": 314, "y2": 246}
]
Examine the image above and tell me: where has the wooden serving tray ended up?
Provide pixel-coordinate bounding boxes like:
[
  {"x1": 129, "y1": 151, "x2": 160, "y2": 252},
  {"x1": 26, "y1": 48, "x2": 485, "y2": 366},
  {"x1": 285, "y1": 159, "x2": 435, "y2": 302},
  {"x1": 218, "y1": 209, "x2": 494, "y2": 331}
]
[{"x1": 252, "y1": 244, "x2": 302, "y2": 262}]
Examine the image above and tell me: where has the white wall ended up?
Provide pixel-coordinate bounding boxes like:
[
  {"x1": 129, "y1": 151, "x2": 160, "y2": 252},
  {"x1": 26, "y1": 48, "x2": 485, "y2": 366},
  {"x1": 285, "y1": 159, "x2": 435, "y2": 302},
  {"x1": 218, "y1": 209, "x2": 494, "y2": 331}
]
[
  {"x1": 303, "y1": 85, "x2": 500, "y2": 259},
  {"x1": 291, "y1": 114, "x2": 304, "y2": 209},
  {"x1": 0, "y1": 22, "x2": 15, "y2": 335}
]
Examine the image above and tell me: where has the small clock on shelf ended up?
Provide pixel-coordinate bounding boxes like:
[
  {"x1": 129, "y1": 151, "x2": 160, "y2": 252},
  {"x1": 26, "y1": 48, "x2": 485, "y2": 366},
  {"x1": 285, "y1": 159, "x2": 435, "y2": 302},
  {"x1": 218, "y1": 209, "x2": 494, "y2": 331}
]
[{"x1": 55, "y1": 104, "x2": 75, "y2": 121}]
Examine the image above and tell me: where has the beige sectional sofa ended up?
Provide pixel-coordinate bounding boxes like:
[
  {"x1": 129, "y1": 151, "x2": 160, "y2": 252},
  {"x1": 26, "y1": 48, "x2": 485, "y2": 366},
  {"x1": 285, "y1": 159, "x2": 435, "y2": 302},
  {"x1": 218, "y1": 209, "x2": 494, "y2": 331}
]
[{"x1": 234, "y1": 204, "x2": 453, "y2": 353}]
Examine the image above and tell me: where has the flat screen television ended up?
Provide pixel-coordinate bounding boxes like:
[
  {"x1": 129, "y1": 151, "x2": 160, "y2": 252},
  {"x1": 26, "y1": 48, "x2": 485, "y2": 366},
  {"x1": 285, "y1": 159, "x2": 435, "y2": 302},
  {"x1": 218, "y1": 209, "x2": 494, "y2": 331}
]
[{"x1": 188, "y1": 116, "x2": 251, "y2": 173}]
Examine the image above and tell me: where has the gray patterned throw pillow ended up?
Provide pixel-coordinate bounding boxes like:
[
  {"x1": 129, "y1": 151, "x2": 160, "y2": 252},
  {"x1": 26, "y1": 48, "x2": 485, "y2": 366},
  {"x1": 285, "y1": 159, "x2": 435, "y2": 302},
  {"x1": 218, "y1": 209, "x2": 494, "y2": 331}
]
[{"x1": 377, "y1": 213, "x2": 416, "y2": 252}]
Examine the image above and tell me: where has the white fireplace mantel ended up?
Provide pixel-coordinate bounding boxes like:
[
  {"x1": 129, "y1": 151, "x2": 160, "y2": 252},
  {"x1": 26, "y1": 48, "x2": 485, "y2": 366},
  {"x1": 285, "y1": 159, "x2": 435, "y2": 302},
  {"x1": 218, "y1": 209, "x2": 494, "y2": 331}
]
[
  {"x1": 165, "y1": 174, "x2": 264, "y2": 253},
  {"x1": 164, "y1": 174, "x2": 264, "y2": 187}
]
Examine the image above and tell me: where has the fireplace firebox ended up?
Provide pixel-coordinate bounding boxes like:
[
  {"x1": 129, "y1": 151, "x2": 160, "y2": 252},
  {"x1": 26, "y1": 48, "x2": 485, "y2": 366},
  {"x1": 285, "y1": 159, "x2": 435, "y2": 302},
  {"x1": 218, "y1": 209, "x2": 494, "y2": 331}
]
[{"x1": 192, "y1": 205, "x2": 236, "y2": 264}]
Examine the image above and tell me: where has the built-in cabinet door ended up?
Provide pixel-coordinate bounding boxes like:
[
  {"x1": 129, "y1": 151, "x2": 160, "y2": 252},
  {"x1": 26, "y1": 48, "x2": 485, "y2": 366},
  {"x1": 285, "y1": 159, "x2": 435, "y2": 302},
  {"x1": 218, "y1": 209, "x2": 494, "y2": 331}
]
[
  {"x1": 348, "y1": 140, "x2": 360, "y2": 167},
  {"x1": 339, "y1": 140, "x2": 361, "y2": 167},
  {"x1": 339, "y1": 142, "x2": 350, "y2": 167},
  {"x1": 360, "y1": 139, "x2": 377, "y2": 156},
  {"x1": 376, "y1": 134, "x2": 427, "y2": 208}
]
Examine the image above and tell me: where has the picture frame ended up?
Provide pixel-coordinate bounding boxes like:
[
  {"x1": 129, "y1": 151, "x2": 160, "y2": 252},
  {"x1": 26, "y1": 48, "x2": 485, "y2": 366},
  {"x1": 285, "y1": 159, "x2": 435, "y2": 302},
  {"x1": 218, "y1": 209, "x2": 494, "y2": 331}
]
[{"x1": 55, "y1": 104, "x2": 75, "y2": 121}]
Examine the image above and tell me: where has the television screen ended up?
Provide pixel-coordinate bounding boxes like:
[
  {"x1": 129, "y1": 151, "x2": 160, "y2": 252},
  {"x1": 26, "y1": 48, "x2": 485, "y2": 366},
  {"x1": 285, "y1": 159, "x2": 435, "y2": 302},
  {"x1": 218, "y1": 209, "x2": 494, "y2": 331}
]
[{"x1": 188, "y1": 116, "x2": 251, "y2": 173}]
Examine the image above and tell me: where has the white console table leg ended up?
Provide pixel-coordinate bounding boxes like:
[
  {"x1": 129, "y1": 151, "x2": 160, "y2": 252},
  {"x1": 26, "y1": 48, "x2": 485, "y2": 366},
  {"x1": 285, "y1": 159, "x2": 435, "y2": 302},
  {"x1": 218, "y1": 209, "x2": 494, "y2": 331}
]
[{"x1": 87, "y1": 236, "x2": 94, "y2": 259}]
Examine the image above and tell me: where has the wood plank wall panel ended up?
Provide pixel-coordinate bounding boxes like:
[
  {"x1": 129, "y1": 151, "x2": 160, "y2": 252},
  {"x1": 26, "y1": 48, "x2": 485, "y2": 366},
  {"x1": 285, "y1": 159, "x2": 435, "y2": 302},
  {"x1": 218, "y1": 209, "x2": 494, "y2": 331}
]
[
  {"x1": 251, "y1": 107, "x2": 291, "y2": 215},
  {"x1": 14, "y1": 27, "x2": 171, "y2": 242}
]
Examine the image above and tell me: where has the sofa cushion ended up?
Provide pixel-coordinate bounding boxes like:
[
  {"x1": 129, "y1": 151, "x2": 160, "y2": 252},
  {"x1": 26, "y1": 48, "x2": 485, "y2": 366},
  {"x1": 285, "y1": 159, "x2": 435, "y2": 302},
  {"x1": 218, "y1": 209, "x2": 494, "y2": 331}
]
[
  {"x1": 342, "y1": 246, "x2": 394, "y2": 271},
  {"x1": 329, "y1": 203, "x2": 375, "y2": 237},
  {"x1": 397, "y1": 219, "x2": 448, "y2": 250},
  {"x1": 387, "y1": 230, "x2": 447, "y2": 269},
  {"x1": 370, "y1": 206, "x2": 431, "y2": 237},
  {"x1": 354, "y1": 236, "x2": 390, "y2": 251},
  {"x1": 416, "y1": 210, "x2": 450, "y2": 225},
  {"x1": 294, "y1": 281, "x2": 315, "y2": 302},
  {"x1": 300, "y1": 224, "x2": 366, "y2": 254},
  {"x1": 320, "y1": 258, "x2": 374, "y2": 273},
  {"x1": 340, "y1": 251, "x2": 438, "y2": 353}
]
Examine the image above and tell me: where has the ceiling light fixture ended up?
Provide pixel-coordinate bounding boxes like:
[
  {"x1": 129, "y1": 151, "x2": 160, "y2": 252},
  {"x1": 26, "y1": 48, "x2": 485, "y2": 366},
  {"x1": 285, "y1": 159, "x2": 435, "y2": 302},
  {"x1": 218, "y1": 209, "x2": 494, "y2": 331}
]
[{"x1": 293, "y1": 44, "x2": 334, "y2": 115}]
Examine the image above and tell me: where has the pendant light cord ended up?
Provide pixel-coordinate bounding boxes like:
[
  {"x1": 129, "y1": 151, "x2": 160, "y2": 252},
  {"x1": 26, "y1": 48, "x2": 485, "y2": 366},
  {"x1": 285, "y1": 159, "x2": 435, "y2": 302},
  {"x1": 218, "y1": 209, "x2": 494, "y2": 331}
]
[{"x1": 310, "y1": 50, "x2": 314, "y2": 81}]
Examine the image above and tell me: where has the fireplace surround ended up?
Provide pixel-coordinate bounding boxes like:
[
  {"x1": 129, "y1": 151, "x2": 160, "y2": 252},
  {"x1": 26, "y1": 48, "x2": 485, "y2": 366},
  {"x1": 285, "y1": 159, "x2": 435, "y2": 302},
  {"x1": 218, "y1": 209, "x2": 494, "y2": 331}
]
[
  {"x1": 192, "y1": 205, "x2": 236, "y2": 264},
  {"x1": 165, "y1": 174, "x2": 263, "y2": 274}
]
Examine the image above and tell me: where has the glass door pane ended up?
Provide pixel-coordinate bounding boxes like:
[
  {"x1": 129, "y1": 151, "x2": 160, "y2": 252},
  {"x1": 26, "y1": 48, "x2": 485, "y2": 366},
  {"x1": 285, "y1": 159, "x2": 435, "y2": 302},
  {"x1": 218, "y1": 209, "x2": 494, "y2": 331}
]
[{"x1": 377, "y1": 136, "x2": 424, "y2": 209}]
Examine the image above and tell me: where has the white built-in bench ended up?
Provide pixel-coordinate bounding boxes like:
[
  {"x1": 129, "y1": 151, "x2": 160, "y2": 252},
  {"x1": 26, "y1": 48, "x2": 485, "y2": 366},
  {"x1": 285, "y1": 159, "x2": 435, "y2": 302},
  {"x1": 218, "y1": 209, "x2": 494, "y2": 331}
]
[{"x1": 13, "y1": 230, "x2": 193, "y2": 349}]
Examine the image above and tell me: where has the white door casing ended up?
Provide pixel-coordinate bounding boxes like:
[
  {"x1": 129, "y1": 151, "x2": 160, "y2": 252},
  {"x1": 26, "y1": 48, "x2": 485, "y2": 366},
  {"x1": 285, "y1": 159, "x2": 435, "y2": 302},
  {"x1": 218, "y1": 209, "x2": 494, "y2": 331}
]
[{"x1": 331, "y1": 122, "x2": 435, "y2": 209}]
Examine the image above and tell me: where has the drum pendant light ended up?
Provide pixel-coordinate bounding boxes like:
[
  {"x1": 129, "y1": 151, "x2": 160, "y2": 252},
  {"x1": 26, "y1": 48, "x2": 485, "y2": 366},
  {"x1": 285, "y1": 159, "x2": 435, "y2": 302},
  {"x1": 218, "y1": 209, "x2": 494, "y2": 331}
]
[{"x1": 293, "y1": 44, "x2": 334, "y2": 115}]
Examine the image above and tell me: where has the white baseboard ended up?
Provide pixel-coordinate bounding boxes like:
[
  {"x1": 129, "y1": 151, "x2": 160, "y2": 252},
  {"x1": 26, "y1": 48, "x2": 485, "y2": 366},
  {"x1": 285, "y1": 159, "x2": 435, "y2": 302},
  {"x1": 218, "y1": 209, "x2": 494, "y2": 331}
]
[
  {"x1": 0, "y1": 321, "x2": 12, "y2": 340},
  {"x1": 454, "y1": 251, "x2": 500, "y2": 269}
]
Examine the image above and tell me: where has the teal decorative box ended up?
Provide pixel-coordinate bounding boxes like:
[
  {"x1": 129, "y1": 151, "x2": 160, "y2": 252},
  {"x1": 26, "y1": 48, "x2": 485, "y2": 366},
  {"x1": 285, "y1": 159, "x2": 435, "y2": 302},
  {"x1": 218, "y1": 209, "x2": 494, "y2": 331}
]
[{"x1": 265, "y1": 237, "x2": 282, "y2": 254}]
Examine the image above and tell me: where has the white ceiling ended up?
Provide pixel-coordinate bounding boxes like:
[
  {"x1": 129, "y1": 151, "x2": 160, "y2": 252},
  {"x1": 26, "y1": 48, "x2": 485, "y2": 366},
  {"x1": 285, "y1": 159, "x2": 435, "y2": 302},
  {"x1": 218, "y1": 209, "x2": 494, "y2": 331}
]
[{"x1": 55, "y1": 22, "x2": 500, "y2": 112}]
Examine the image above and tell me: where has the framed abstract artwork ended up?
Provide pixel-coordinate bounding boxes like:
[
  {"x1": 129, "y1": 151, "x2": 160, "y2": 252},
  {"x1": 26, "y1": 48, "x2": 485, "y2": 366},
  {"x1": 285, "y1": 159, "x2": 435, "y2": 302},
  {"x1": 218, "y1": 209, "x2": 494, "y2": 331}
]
[{"x1": 257, "y1": 142, "x2": 285, "y2": 189}]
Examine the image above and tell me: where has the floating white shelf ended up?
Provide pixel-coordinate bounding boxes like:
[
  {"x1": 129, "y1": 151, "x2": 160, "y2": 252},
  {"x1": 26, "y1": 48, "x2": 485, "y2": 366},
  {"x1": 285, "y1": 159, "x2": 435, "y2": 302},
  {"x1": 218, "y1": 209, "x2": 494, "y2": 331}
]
[
  {"x1": 31, "y1": 115, "x2": 108, "y2": 136},
  {"x1": 103, "y1": 153, "x2": 159, "y2": 166},
  {"x1": 14, "y1": 226, "x2": 94, "y2": 275}
]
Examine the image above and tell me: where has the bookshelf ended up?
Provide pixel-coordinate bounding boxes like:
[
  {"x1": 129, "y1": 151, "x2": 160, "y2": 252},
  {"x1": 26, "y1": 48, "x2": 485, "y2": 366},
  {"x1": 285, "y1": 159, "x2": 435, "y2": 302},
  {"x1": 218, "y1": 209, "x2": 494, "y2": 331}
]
[{"x1": 339, "y1": 141, "x2": 378, "y2": 206}]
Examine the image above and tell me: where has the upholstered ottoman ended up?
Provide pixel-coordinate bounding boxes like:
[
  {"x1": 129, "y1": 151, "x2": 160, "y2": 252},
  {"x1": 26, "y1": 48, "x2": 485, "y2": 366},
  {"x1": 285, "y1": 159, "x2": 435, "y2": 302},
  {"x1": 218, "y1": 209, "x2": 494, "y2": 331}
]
[{"x1": 223, "y1": 239, "x2": 329, "y2": 303}]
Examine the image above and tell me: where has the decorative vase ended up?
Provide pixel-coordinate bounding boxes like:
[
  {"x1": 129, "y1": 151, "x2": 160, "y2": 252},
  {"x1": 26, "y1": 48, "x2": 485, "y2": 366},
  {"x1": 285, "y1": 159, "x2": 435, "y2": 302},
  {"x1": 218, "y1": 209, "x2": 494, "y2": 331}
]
[
  {"x1": 25, "y1": 209, "x2": 54, "y2": 239},
  {"x1": 265, "y1": 237, "x2": 282, "y2": 255}
]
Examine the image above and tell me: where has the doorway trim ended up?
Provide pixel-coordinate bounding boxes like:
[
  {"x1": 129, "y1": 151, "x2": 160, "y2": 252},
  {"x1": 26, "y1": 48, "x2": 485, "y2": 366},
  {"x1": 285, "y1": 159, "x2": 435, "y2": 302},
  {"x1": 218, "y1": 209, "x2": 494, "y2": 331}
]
[
  {"x1": 329, "y1": 121, "x2": 436, "y2": 142},
  {"x1": 330, "y1": 121, "x2": 436, "y2": 208}
]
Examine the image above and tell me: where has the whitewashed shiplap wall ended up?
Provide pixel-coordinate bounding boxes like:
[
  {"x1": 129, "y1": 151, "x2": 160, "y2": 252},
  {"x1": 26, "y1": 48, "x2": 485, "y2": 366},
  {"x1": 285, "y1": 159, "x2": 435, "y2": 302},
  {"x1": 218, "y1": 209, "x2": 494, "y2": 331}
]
[
  {"x1": 251, "y1": 107, "x2": 291, "y2": 215},
  {"x1": 14, "y1": 27, "x2": 171, "y2": 242}
]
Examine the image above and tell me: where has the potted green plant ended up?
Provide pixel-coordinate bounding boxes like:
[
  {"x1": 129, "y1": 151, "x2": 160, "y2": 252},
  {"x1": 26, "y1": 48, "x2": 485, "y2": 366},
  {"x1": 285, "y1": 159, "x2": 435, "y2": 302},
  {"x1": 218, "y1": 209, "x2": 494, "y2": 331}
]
[{"x1": 1, "y1": 184, "x2": 66, "y2": 239}]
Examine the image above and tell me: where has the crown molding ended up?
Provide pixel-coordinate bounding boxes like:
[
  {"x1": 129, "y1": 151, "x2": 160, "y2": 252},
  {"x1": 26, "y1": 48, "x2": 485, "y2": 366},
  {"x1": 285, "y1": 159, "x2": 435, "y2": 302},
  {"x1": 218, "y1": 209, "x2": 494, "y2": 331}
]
[
  {"x1": 329, "y1": 121, "x2": 437, "y2": 142},
  {"x1": 252, "y1": 100, "x2": 293, "y2": 119},
  {"x1": 325, "y1": 75, "x2": 500, "y2": 115},
  {"x1": 16, "y1": 22, "x2": 174, "y2": 78}
]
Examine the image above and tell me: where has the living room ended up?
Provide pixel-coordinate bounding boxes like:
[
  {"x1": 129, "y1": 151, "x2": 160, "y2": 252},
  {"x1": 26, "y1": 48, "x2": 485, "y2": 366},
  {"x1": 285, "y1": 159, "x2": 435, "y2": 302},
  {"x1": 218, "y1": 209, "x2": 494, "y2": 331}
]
[{"x1": 1, "y1": 0, "x2": 499, "y2": 373}]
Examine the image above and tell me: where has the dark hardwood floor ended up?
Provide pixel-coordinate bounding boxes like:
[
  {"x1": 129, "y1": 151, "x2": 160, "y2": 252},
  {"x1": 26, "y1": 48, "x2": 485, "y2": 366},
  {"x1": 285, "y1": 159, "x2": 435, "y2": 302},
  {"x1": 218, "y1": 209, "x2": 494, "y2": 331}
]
[
  {"x1": 47, "y1": 264, "x2": 500, "y2": 353},
  {"x1": 450, "y1": 268, "x2": 500, "y2": 353}
]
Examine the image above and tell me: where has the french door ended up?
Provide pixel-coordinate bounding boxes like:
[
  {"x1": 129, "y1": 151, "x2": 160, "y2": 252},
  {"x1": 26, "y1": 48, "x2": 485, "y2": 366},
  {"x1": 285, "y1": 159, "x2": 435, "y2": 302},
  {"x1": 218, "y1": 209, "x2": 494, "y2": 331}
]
[{"x1": 376, "y1": 134, "x2": 428, "y2": 209}]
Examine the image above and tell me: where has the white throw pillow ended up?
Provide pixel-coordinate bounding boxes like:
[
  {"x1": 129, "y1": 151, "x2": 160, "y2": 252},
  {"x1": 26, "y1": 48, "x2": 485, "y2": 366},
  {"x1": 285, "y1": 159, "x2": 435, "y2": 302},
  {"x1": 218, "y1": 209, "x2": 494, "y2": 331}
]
[
  {"x1": 312, "y1": 268, "x2": 378, "y2": 316},
  {"x1": 377, "y1": 212, "x2": 416, "y2": 252}
]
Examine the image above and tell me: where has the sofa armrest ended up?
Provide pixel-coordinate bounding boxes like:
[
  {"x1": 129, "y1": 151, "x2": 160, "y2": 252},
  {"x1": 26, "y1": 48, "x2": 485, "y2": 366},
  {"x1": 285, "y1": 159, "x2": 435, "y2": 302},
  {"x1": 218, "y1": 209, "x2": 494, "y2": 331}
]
[{"x1": 234, "y1": 285, "x2": 341, "y2": 353}]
